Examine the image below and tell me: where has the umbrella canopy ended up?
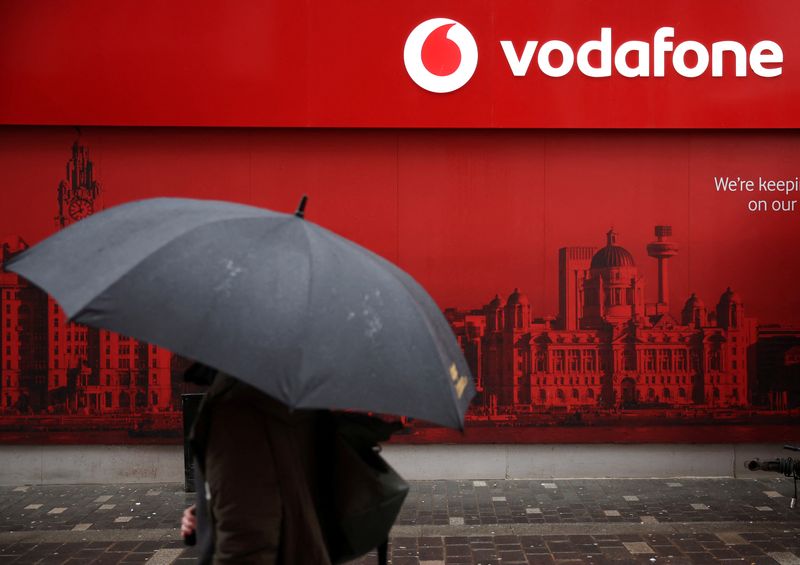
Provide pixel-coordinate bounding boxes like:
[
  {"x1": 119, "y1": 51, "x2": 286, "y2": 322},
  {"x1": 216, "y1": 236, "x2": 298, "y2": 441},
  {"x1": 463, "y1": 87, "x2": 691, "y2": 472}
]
[{"x1": 5, "y1": 198, "x2": 475, "y2": 429}]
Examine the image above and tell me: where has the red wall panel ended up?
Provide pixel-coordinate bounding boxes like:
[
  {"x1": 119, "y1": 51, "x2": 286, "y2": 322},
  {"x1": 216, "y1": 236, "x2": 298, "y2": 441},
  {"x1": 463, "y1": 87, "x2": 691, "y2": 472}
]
[
  {"x1": 1, "y1": 127, "x2": 798, "y2": 443},
  {"x1": 2, "y1": 1, "x2": 800, "y2": 127}
]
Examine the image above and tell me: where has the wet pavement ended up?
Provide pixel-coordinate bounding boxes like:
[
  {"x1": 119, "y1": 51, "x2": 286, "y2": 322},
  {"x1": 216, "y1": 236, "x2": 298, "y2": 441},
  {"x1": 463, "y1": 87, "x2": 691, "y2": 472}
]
[{"x1": 0, "y1": 477, "x2": 798, "y2": 564}]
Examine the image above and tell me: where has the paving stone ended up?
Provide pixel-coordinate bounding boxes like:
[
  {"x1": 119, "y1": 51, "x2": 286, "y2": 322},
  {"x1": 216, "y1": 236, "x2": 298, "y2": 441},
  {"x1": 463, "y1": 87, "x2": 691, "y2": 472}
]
[
  {"x1": 768, "y1": 552, "x2": 800, "y2": 565},
  {"x1": 623, "y1": 541, "x2": 654, "y2": 554},
  {"x1": 448, "y1": 517, "x2": 464, "y2": 526},
  {"x1": 717, "y1": 532, "x2": 748, "y2": 545}
]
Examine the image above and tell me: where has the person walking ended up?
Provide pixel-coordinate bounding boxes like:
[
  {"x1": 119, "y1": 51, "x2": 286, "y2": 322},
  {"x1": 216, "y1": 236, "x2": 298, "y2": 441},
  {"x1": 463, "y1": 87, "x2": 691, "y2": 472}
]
[{"x1": 184, "y1": 368, "x2": 333, "y2": 565}]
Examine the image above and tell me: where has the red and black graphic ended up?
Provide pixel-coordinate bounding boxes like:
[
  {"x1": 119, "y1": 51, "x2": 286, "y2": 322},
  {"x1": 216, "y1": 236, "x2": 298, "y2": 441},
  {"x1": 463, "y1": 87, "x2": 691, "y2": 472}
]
[
  {"x1": 423, "y1": 227, "x2": 798, "y2": 443},
  {"x1": 2, "y1": 142, "x2": 179, "y2": 442},
  {"x1": 1, "y1": 130, "x2": 798, "y2": 443}
]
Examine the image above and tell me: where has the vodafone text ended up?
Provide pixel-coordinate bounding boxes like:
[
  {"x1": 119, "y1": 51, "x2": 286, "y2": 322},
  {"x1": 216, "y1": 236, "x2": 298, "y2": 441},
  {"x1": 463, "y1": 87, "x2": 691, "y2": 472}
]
[{"x1": 501, "y1": 27, "x2": 782, "y2": 78}]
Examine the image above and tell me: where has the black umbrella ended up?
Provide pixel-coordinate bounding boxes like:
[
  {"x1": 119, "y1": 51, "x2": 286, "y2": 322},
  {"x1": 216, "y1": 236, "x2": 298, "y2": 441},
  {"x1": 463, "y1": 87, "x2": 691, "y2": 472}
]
[{"x1": 6, "y1": 197, "x2": 475, "y2": 429}]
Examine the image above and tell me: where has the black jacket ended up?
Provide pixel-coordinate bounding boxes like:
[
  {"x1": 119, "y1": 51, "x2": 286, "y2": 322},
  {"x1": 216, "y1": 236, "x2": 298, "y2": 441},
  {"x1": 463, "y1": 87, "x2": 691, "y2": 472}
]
[{"x1": 190, "y1": 373, "x2": 332, "y2": 565}]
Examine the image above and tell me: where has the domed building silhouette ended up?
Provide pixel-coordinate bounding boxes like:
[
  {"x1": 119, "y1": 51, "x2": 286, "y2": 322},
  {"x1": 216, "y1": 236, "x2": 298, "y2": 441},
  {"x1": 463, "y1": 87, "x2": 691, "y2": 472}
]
[
  {"x1": 447, "y1": 225, "x2": 756, "y2": 414},
  {"x1": 581, "y1": 229, "x2": 645, "y2": 327}
]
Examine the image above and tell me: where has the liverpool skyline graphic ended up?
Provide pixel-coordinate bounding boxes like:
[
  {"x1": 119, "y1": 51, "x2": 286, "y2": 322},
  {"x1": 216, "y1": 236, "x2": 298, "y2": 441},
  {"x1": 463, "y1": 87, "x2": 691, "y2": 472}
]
[{"x1": 0, "y1": 142, "x2": 798, "y2": 443}]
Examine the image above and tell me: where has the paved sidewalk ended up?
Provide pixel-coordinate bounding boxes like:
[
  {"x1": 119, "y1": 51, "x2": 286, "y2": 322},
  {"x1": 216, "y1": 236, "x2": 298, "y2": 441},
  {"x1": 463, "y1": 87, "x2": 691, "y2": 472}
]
[{"x1": 0, "y1": 478, "x2": 798, "y2": 564}]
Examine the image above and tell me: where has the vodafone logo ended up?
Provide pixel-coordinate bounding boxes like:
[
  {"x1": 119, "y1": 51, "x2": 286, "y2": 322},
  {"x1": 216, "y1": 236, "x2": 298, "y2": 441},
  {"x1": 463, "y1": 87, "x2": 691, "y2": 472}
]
[
  {"x1": 404, "y1": 18, "x2": 478, "y2": 93},
  {"x1": 403, "y1": 21, "x2": 783, "y2": 93}
]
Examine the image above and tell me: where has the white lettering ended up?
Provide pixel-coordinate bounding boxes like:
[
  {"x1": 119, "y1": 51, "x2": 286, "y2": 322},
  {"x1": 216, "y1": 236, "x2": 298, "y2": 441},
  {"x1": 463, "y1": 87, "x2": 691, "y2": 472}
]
[
  {"x1": 653, "y1": 27, "x2": 675, "y2": 77},
  {"x1": 750, "y1": 40, "x2": 783, "y2": 77},
  {"x1": 615, "y1": 41, "x2": 650, "y2": 77},
  {"x1": 673, "y1": 40, "x2": 709, "y2": 78},
  {"x1": 497, "y1": 27, "x2": 782, "y2": 79},
  {"x1": 576, "y1": 28, "x2": 612, "y2": 77},
  {"x1": 712, "y1": 41, "x2": 747, "y2": 77},
  {"x1": 538, "y1": 40, "x2": 574, "y2": 77},
  {"x1": 714, "y1": 176, "x2": 755, "y2": 192},
  {"x1": 500, "y1": 40, "x2": 538, "y2": 76}
]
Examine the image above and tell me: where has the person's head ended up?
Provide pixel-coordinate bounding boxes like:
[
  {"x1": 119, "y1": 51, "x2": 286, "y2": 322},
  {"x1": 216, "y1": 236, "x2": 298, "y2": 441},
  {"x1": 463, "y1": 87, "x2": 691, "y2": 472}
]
[{"x1": 183, "y1": 362, "x2": 217, "y2": 386}]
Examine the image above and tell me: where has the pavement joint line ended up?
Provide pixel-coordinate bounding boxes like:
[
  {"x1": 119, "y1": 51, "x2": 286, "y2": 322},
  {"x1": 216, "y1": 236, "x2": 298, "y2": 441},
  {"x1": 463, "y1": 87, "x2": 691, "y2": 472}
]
[
  {"x1": 0, "y1": 528, "x2": 180, "y2": 543},
  {"x1": 0, "y1": 522, "x2": 799, "y2": 544},
  {"x1": 396, "y1": 521, "x2": 800, "y2": 537},
  {"x1": 390, "y1": 521, "x2": 800, "y2": 537}
]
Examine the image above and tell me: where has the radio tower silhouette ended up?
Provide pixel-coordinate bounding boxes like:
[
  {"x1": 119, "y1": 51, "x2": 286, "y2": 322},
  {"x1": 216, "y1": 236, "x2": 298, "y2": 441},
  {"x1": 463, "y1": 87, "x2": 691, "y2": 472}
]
[{"x1": 646, "y1": 225, "x2": 679, "y2": 314}]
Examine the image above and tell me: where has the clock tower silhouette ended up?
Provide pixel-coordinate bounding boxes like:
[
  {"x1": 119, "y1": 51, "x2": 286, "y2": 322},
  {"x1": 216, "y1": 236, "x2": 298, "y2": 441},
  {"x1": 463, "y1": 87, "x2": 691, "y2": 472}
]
[{"x1": 56, "y1": 141, "x2": 101, "y2": 228}]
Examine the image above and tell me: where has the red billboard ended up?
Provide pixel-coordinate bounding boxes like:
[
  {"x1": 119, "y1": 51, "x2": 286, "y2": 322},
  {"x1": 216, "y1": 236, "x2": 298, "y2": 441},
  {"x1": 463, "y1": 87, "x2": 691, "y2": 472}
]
[
  {"x1": 1, "y1": 1, "x2": 798, "y2": 444},
  {"x1": 1, "y1": 0, "x2": 800, "y2": 128},
  {"x1": 1, "y1": 128, "x2": 798, "y2": 443}
]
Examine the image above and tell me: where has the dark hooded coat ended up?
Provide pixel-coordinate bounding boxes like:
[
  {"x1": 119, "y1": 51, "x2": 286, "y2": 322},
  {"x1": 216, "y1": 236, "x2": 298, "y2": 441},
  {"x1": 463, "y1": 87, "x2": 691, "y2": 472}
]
[{"x1": 191, "y1": 373, "x2": 333, "y2": 565}]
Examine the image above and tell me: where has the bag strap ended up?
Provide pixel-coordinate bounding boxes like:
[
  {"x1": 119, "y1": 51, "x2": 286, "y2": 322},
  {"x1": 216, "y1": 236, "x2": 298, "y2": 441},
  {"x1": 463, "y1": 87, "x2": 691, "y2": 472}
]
[{"x1": 377, "y1": 538, "x2": 388, "y2": 565}]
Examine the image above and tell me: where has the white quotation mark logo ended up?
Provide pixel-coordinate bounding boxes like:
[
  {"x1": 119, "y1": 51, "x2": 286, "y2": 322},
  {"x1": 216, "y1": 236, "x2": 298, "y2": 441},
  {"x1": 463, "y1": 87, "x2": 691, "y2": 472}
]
[{"x1": 404, "y1": 18, "x2": 478, "y2": 93}]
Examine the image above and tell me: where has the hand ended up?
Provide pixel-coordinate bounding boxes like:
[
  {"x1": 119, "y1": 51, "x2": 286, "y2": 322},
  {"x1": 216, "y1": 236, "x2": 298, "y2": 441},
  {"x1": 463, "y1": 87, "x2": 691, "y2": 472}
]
[{"x1": 181, "y1": 505, "x2": 197, "y2": 539}]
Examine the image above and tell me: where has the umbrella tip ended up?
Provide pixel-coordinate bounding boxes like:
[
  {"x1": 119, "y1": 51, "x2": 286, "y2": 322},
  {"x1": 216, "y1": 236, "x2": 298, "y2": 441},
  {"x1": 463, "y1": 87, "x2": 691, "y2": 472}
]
[{"x1": 295, "y1": 195, "x2": 308, "y2": 219}]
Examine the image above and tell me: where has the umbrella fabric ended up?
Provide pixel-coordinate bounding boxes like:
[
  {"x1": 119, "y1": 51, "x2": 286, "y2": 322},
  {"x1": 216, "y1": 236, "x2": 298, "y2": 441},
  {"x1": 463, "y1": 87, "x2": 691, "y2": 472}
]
[{"x1": 6, "y1": 198, "x2": 475, "y2": 429}]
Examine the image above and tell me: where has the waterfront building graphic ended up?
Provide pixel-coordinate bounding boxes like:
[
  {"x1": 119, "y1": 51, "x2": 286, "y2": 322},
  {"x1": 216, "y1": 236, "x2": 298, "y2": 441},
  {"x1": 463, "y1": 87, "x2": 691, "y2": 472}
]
[
  {"x1": 446, "y1": 226, "x2": 770, "y2": 417},
  {"x1": 0, "y1": 142, "x2": 798, "y2": 440},
  {"x1": 1, "y1": 143, "x2": 173, "y2": 422}
]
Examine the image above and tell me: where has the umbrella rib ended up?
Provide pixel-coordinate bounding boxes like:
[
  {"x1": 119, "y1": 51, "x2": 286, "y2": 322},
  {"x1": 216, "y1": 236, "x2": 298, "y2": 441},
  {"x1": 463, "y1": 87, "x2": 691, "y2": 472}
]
[
  {"x1": 312, "y1": 229, "x2": 465, "y2": 427},
  {"x1": 177, "y1": 216, "x2": 302, "y2": 388},
  {"x1": 385, "y1": 270, "x2": 465, "y2": 427},
  {"x1": 288, "y1": 222, "x2": 325, "y2": 407},
  {"x1": 277, "y1": 220, "x2": 314, "y2": 407}
]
